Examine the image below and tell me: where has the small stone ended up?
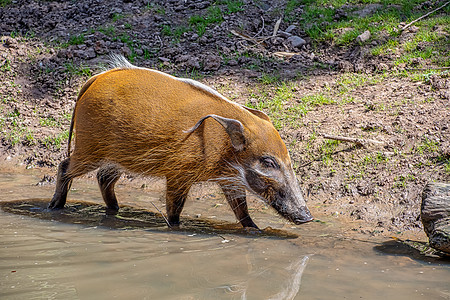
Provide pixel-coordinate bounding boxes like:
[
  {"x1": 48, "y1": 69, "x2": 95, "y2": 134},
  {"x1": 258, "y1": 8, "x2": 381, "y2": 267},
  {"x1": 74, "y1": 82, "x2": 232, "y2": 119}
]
[
  {"x1": 203, "y1": 54, "x2": 222, "y2": 71},
  {"x1": 109, "y1": 7, "x2": 123, "y2": 18},
  {"x1": 175, "y1": 54, "x2": 190, "y2": 63},
  {"x1": 195, "y1": 1, "x2": 211, "y2": 9},
  {"x1": 409, "y1": 25, "x2": 419, "y2": 33},
  {"x1": 338, "y1": 60, "x2": 353, "y2": 72},
  {"x1": 94, "y1": 40, "x2": 106, "y2": 54},
  {"x1": 354, "y1": 63, "x2": 364, "y2": 72},
  {"x1": 285, "y1": 25, "x2": 297, "y2": 33},
  {"x1": 85, "y1": 48, "x2": 96, "y2": 59},
  {"x1": 186, "y1": 56, "x2": 200, "y2": 69},
  {"x1": 3, "y1": 37, "x2": 18, "y2": 48},
  {"x1": 190, "y1": 33, "x2": 199, "y2": 41},
  {"x1": 356, "y1": 30, "x2": 371, "y2": 43},
  {"x1": 286, "y1": 36, "x2": 306, "y2": 48},
  {"x1": 377, "y1": 63, "x2": 389, "y2": 71},
  {"x1": 270, "y1": 36, "x2": 284, "y2": 45},
  {"x1": 278, "y1": 31, "x2": 292, "y2": 38},
  {"x1": 227, "y1": 59, "x2": 238, "y2": 66},
  {"x1": 174, "y1": 5, "x2": 184, "y2": 12},
  {"x1": 121, "y1": 46, "x2": 132, "y2": 57},
  {"x1": 242, "y1": 69, "x2": 259, "y2": 78},
  {"x1": 199, "y1": 35, "x2": 209, "y2": 45}
]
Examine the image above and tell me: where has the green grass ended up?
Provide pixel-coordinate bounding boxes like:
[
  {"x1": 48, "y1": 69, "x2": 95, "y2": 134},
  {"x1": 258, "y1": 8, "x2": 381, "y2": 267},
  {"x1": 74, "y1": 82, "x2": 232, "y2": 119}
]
[
  {"x1": 320, "y1": 140, "x2": 341, "y2": 166},
  {"x1": 64, "y1": 62, "x2": 92, "y2": 77},
  {"x1": 415, "y1": 137, "x2": 440, "y2": 154},
  {"x1": 258, "y1": 73, "x2": 281, "y2": 85},
  {"x1": 43, "y1": 131, "x2": 70, "y2": 150},
  {"x1": 246, "y1": 83, "x2": 336, "y2": 129},
  {"x1": 39, "y1": 116, "x2": 60, "y2": 127},
  {"x1": 336, "y1": 73, "x2": 383, "y2": 94},
  {"x1": 444, "y1": 159, "x2": 450, "y2": 175},
  {"x1": 161, "y1": 25, "x2": 190, "y2": 42},
  {"x1": 1, "y1": 109, "x2": 31, "y2": 146},
  {"x1": 283, "y1": 0, "x2": 449, "y2": 67},
  {"x1": 393, "y1": 174, "x2": 416, "y2": 189},
  {"x1": 68, "y1": 34, "x2": 85, "y2": 46},
  {"x1": 111, "y1": 13, "x2": 124, "y2": 22},
  {"x1": 189, "y1": 6, "x2": 224, "y2": 36},
  {"x1": 0, "y1": 58, "x2": 11, "y2": 72},
  {"x1": 0, "y1": 0, "x2": 11, "y2": 7},
  {"x1": 97, "y1": 25, "x2": 116, "y2": 37},
  {"x1": 219, "y1": 0, "x2": 245, "y2": 13}
]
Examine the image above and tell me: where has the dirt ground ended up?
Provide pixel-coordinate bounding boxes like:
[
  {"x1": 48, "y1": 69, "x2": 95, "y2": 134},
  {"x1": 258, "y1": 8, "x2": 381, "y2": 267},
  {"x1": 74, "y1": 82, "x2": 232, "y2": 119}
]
[{"x1": 0, "y1": 0, "x2": 449, "y2": 235}]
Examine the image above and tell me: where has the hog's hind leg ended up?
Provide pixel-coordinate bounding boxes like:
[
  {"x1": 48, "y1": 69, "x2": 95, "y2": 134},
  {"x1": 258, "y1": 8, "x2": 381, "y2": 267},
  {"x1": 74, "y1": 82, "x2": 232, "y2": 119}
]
[
  {"x1": 48, "y1": 158, "x2": 72, "y2": 209},
  {"x1": 97, "y1": 164, "x2": 122, "y2": 213},
  {"x1": 48, "y1": 156, "x2": 99, "y2": 210}
]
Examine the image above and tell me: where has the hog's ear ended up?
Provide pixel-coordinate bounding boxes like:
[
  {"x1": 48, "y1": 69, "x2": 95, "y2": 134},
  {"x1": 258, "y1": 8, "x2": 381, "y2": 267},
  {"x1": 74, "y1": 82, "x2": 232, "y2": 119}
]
[
  {"x1": 243, "y1": 106, "x2": 271, "y2": 122},
  {"x1": 184, "y1": 114, "x2": 246, "y2": 151}
]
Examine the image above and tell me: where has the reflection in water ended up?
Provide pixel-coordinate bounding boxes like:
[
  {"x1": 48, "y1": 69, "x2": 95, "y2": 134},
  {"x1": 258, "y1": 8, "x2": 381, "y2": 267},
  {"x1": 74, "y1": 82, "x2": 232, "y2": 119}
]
[
  {"x1": 211, "y1": 254, "x2": 311, "y2": 300},
  {"x1": 267, "y1": 255, "x2": 311, "y2": 300}
]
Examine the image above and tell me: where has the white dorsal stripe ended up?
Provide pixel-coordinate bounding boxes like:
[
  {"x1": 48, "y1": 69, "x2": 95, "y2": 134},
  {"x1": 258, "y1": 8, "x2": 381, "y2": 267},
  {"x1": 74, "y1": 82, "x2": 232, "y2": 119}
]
[{"x1": 107, "y1": 54, "x2": 236, "y2": 105}]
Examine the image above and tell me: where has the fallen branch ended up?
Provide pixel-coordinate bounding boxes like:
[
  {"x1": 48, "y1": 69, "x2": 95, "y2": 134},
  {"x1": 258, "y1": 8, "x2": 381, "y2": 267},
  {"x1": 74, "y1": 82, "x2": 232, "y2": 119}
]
[
  {"x1": 401, "y1": 1, "x2": 450, "y2": 32},
  {"x1": 320, "y1": 133, "x2": 384, "y2": 148},
  {"x1": 405, "y1": 66, "x2": 450, "y2": 71}
]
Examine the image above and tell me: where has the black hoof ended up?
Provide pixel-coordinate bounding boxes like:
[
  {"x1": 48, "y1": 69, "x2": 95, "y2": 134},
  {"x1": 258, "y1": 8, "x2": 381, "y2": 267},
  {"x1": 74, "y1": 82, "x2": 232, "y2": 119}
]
[{"x1": 105, "y1": 207, "x2": 119, "y2": 215}]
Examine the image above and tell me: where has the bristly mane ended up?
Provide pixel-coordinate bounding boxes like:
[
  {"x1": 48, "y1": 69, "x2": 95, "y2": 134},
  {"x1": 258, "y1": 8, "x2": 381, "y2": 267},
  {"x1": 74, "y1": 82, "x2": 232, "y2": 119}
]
[
  {"x1": 108, "y1": 53, "x2": 136, "y2": 70},
  {"x1": 106, "y1": 54, "x2": 234, "y2": 104}
]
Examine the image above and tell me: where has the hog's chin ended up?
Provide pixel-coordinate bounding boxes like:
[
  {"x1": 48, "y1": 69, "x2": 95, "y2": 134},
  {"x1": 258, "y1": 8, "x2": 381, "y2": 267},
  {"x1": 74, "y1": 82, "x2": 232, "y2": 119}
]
[
  {"x1": 290, "y1": 205, "x2": 314, "y2": 224},
  {"x1": 271, "y1": 202, "x2": 314, "y2": 225},
  {"x1": 292, "y1": 216, "x2": 314, "y2": 224}
]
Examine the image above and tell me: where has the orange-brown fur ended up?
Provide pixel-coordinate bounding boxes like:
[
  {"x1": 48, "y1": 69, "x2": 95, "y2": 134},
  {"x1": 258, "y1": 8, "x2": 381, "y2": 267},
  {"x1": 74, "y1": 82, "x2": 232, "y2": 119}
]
[
  {"x1": 49, "y1": 59, "x2": 312, "y2": 228},
  {"x1": 69, "y1": 67, "x2": 288, "y2": 187}
]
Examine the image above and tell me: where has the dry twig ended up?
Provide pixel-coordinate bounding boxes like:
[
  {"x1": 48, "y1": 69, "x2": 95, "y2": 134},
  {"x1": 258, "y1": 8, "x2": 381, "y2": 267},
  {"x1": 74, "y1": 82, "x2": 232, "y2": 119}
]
[
  {"x1": 320, "y1": 133, "x2": 384, "y2": 148},
  {"x1": 273, "y1": 51, "x2": 302, "y2": 59},
  {"x1": 401, "y1": 1, "x2": 450, "y2": 32},
  {"x1": 253, "y1": 16, "x2": 265, "y2": 38},
  {"x1": 273, "y1": 17, "x2": 282, "y2": 36},
  {"x1": 150, "y1": 201, "x2": 171, "y2": 228}
]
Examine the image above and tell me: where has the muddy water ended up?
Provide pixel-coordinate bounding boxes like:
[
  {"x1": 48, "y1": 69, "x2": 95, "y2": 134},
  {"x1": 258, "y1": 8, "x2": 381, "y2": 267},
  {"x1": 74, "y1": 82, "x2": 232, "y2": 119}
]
[{"x1": 1, "y1": 172, "x2": 449, "y2": 300}]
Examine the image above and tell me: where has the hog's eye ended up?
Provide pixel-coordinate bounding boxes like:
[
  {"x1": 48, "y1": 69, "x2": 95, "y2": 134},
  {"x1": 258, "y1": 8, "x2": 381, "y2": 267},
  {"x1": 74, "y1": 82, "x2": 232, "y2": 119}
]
[{"x1": 260, "y1": 156, "x2": 280, "y2": 169}]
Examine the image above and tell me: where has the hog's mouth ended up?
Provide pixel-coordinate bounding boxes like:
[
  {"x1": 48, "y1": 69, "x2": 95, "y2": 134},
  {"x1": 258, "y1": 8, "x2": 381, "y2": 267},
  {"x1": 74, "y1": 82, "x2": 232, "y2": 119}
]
[
  {"x1": 292, "y1": 216, "x2": 314, "y2": 224},
  {"x1": 291, "y1": 205, "x2": 314, "y2": 224},
  {"x1": 273, "y1": 203, "x2": 314, "y2": 225}
]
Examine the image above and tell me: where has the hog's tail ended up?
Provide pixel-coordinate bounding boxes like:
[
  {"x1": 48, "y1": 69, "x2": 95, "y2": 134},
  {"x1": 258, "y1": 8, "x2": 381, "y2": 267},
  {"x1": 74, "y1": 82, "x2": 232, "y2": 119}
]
[{"x1": 67, "y1": 74, "x2": 100, "y2": 157}]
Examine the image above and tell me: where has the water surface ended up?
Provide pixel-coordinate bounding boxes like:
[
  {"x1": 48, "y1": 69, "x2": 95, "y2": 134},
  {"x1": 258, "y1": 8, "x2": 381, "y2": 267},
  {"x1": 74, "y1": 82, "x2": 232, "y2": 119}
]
[{"x1": 1, "y1": 172, "x2": 449, "y2": 299}]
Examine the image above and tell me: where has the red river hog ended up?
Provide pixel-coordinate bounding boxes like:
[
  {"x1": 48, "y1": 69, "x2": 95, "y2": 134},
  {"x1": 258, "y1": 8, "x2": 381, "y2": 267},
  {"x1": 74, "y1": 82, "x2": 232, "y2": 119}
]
[{"x1": 48, "y1": 56, "x2": 313, "y2": 228}]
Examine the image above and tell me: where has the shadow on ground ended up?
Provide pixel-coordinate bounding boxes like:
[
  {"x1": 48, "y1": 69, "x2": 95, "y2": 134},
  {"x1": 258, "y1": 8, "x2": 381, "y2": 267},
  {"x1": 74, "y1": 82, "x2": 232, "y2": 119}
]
[{"x1": 374, "y1": 239, "x2": 450, "y2": 264}]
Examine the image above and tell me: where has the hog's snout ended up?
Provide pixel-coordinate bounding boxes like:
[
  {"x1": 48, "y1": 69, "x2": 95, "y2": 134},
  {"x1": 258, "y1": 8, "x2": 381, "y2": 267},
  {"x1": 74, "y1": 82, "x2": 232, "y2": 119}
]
[{"x1": 292, "y1": 206, "x2": 314, "y2": 224}]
